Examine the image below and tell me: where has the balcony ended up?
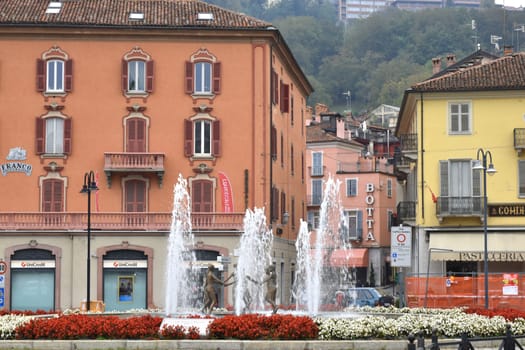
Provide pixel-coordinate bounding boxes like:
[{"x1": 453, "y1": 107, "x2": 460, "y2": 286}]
[
  {"x1": 0, "y1": 212, "x2": 245, "y2": 232},
  {"x1": 514, "y1": 128, "x2": 525, "y2": 153},
  {"x1": 436, "y1": 196, "x2": 482, "y2": 222},
  {"x1": 104, "y1": 152, "x2": 166, "y2": 188},
  {"x1": 309, "y1": 166, "x2": 325, "y2": 177},
  {"x1": 337, "y1": 160, "x2": 393, "y2": 174},
  {"x1": 399, "y1": 133, "x2": 418, "y2": 159},
  {"x1": 307, "y1": 194, "x2": 323, "y2": 206},
  {"x1": 397, "y1": 201, "x2": 416, "y2": 223}
]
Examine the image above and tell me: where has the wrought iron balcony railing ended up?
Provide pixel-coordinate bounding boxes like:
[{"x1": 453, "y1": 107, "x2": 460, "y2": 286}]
[
  {"x1": 514, "y1": 128, "x2": 525, "y2": 152},
  {"x1": 399, "y1": 133, "x2": 418, "y2": 153},
  {"x1": 436, "y1": 196, "x2": 482, "y2": 219},
  {"x1": 397, "y1": 201, "x2": 416, "y2": 222},
  {"x1": 0, "y1": 212, "x2": 244, "y2": 232},
  {"x1": 307, "y1": 194, "x2": 323, "y2": 206}
]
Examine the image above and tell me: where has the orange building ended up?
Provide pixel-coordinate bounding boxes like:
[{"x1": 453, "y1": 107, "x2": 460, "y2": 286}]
[
  {"x1": 0, "y1": 0, "x2": 312, "y2": 312},
  {"x1": 306, "y1": 106, "x2": 397, "y2": 288}
]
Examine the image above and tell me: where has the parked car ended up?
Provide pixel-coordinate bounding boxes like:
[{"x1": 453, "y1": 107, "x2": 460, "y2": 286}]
[{"x1": 344, "y1": 287, "x2": 394, "y2": 307}]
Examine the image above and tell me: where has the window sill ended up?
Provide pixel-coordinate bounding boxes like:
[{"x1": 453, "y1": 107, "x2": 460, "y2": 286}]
[
  {"x1": 191, "y1": 93, "x2": 215, "y2": 100},
  {"x1": 40, "y1": 154, "x2": 67, "y2": 159},
  {"x1": 43, "y1": 92, "x2": 67, "y2": 97}
]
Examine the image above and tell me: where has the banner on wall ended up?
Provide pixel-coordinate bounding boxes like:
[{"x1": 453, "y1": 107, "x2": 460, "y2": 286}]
[
  {"x1": 218, "y1": 171, "x2": 234, "y2": 213},
  {"x1": 502, "y1": 273, "x2": 518, "y2": 296}
]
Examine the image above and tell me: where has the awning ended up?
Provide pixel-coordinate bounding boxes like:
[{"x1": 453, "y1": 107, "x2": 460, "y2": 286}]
[
  {"x1": 429, "y1": 233, "x2": 525, "y2": 261},
  {"x1": 330, "y1": 248, "x2": 368, "y2": 267}
]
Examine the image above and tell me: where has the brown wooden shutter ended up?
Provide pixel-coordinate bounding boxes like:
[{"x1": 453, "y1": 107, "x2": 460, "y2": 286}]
[
  {"x1": 281, "y1": 83, "x2": 290, "y2": 113},
  {"x1": 184, "y1": 119, "x2": 193, "y2": 157},
  {"x1": 271, "y1": 70, "x2": 279, "y2": 105},
  {"x1": 280, "y1": 133, "x2": 284, "y2": 167},
  {"x1": 192, "y1": 180, "x2": 213, "y2": 212},
  {"x1": 36, "y1": 59, "x2": 45, "y2": 92},
  {"x1": 146, "y1": 60, "x2": 154, "y2": 92},
  {"x1": 290, "y1": 144, "x2": 294, "y2": 175},
  {"x1": 185, "y1": 61, "x2": 193, "y2": 94},
  {"x1": 121, "y1": 59, "x2": 128, "y2": 92},
  {"x1": 272, "y1": 187, "x2": 279, "y2": 221},
  {"x1": 65, "y1": 59, "x2": 73, "y2": 92},
  {"x1": 212, "y1": 119, "x2": 221, "y2": 157},
  {"x1": 43, "y1": 179, "x2": 63, "y2": 212},
  {"x1": 125, "y1": 180, "x2": 146, "y2": 212},
  {"x1": 281, "y1": 191, "x2": 286, "y2": 219},
  {"x1": 36, "y1": 117, "x2": 45, "y2": 154},
  {"x1": 63, "y1": 118, "x2": 72, "y2": 155},
  {"x1": 212, "y1": 62, "x2": 221, "y2": 94},
  {"x1": 126, "y1": 118, "x2": 146, "y2": 152},
  {"x1": 270, "y1": 125, "x2": 277, "y2": 160}
]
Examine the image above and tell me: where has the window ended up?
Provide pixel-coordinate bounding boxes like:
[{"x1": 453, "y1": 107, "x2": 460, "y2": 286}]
[
  {"x1": 185, "y1": 49, "x2": 221, "y2": 96},
  {"x1": 307, "y1": 210, "x2": 320, "y2": 230},
  {"x1": 280, "y1": 81, "x2": 290, "y2": 113},
  {"x1": 270, "y1": 125, "x2": 277, "y2": 160},
  {"x1": 125, "y1": 179, "x2": 146, "y2": 212},
  {"x1": 36, "y1": 46, "x2": 72, "y2": 94},
  {"x1": 312, "y1": 152, "x2": 323, "y2": 176},
  {"x1": 36, "y1": 116, "x2": 71, "y2": 156},
  {"x1": 290, "y1": 144, "x2": 295, "y2": 175},
  {"x1": 271, "y1": 69, "x2": 279, "y2": 104},
  {"x1": 342, "y1": 210, "x2": 363, "y2": 241},
  {"x1": 272, "y1": 187, "x2": 280, "y2": 221},
  {"x1": 449, "y1": 102, "x2": 471, "y2": 134},
  {"x1": 440, "y1": 159, "x2": 481, "y2": 214},
  {"x1": 184, "y1": 118, "x2": 221, "y2": 158},
  {"x1": 311, "y1": 179, "x2": 322, "y2": 205},
  {"x1": 387, "y1": 179, "x2": 393, "y2": 198},
  {"x1": 519, "y1": 160, "x2": 525, "y2": 197},
  {"x1": 192, "y1": 180, "x2": 213, "y2": 212},
  {"x1": 125, "y1": 117, "x2": 147, "y2": 152},
  {"x1": 346, "y1": 178, "x2": 358, "y2": 197},
  {"x1": 42, "y1": 178, "x2": 64, "y2": 212},
  {"x1": 121, "y1": 47, "x2": 153, "y2": 95},
  {"x1": 387, "y1": 209, "x2": 393, "y2": 232}
]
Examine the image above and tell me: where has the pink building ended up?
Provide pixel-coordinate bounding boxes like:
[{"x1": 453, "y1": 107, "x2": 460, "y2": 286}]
[{"x1": 306, "y1": 106, "x2": 397, "y2": 287}]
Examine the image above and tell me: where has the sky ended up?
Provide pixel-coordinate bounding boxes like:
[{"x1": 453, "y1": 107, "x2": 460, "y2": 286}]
[{"x1": 495, "y1": 0, "x2": 525, "y2": 8}]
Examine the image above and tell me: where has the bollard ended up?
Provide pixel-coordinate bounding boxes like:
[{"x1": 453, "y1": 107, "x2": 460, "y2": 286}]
[
  {"x1": 417, "y1": 331, "x2": 426, "y2": 350},
  {"x1": 501, "y1": 324, "x2": 516, "y2": 350},
  {"x1": 408, "y1": 334, "x2": 416, "y2": 350},
  {"x1": 458, "y1": 333, "x2": 475, "y2": 350},
  {"x1": 429, "y1": 329, "x2": 440, "y2": 350}
]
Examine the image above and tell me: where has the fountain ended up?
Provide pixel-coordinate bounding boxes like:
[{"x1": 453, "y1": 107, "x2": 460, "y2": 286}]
[
  {"x1": 165, "y1": 174, "x2": 196, "y2": 315},
  {"x1": 293, "y1": 175, "x2": 349, "y2": 315},
  {"x1": 234, "y1": 207, "x2": 274, "y2": 315}
]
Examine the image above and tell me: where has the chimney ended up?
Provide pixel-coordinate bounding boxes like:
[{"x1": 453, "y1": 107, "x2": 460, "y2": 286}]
[
  {"x1": 336, "y1": 117, "x2": 345, "y2": 139},
  {"x1": 432, "y1": 57, "x2": 442, "y2": 74},
  {"x1": 504, "y1": 45, "x2": 513, "y2": 56},
  {"x1": 446, "y1": 54, "x2": 456, "y2": 67}
]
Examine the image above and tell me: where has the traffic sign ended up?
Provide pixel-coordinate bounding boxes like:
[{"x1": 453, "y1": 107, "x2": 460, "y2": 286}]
[
  {"x1": 391, "y1": 226, "x2": 412, "y2": 267},
  {"x1": 0, "y1": 261, "x2": 6, "y2": 275}
]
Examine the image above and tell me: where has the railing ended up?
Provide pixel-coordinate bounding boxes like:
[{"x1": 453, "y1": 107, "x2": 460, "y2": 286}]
[
  {"x1": 0, "y1": 212, "x2": 245, "y2": 231},
  {"x1": 337, "y1": 160, "x2": 393, "y2": 173},
  {"x1": 397, "y1": 201, "x2": 416, "y2": 222},
  {"x1": 104, "y1": 152, "x2": 165, "y2": 171},
  {"x1": 309, "y1": 166, "x2": 325, "y2": 177},
  {"x1": 436, "y1": 196, "x2": 482, "y2": 217},
  {"x1": 408, "y1": 325, "x2": 525, "y2": 349},
  {"x1": 307, "y1": 195, "x2": 323, "y2": 206},
  {"x1": 514, "y1": 128, "x2": 525, "y2": 150},
  {"x1": 399, "y1": 133, "x2": 418, "y2": 153}
]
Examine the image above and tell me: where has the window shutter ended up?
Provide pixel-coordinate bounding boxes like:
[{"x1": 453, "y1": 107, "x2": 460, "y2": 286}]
[
  {"x1": 36, "y1": 117, "x2": 45, "y2": 154},
  {"x1": 272, "y1": 70, "x2": 279, "y2": 104},
  {"x1": 212, "y1": 62, "x2": 221, "y2": 94},
  {"x1": 121, "y1": 59, "x2": 128, "y2": 92},
  {"x1": 65, "y1": 59, "x2": 73, "y2": 92},
  {"x1": 212, "y1": 119, "x2": 221, "y2": 157},
  {"x1": 281, "y1": 83, "x2": 290, "y2": 113},
  {"x1": 280, "y1": 133, "x2": 284, "y2": 167},
  {"x1": 281, "y1": 191, "x2": 286, "y2": 219},
  {"x1": 272, "y1": 187, "x2": 279, "y2": 221},
  {"x1": 472, "y1": 160, "x2": 481, "y2": 197},
  {"x1": 36, "y1": 59, "x2": 45, "y2": 92},
  {"x1": 290, "y1": 144, "x2": 294, "y2": 174},
  {"x1": 185, "y1": 61, "x2": 194, "y2": 94},
  {"x1": 146, "y1": 60, "x2": 154, "y2": 92},
  {"x1": 357, "y1": 210, "x2": 363, "y2": 239},
  {"x1": 43, "y1": 179, "x2": 64, "y2": 212},
  {"x1": 52, "y1": 180, "x2": 64, "y2": 211},
  {"x1": 63, "y1": 118, "x2": 72, "y2": 155},
  {"x1": 184, "y1": 119, "x2": 193, "y2": 157},
  {"x1": 270, "y1": 125, "x2": 277, "y2": 160},
  {"x1": 137, "y1": 118, "x2": 146, "y2": 152},
  {"x1": 202, "y1": 181, "x2": 213, "y2": 212},
  {"x1": 440, "y1": 160, "x2": 449, "y2": 196}
]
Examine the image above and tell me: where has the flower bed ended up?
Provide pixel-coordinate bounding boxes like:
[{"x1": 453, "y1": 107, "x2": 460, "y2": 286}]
[{"x1": 1, "y1": 307, "x2": 525, "y2": 341}]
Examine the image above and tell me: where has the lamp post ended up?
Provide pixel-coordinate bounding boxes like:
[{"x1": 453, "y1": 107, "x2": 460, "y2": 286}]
[
  {"x1": 473, "y1": 148, "x2": 496, "y2": 309},
  {"x1": 80, "y1": 171, "x2": 99, "y2": 312}
]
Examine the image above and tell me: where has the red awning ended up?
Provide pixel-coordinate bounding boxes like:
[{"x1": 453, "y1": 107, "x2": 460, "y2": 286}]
[{"x1": 330, "y1": 248, "x2": 369, "y2": 267}]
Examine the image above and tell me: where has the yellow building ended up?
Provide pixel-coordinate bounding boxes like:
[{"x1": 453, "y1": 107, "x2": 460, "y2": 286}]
[
  {"x1": 396, "y1": 50, "x2": 525, "y2": 308},
  {"x1": 0, "y1": 0, "x2": 312, "y2": 312}
]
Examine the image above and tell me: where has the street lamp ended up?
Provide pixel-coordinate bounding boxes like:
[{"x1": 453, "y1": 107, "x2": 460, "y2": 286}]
[
  {"x1": 80, "y1": 171, "x2": 99, "y2": 312},
  {"x1": 473, "y1": 148, "x2": 496, "y2": 309}
]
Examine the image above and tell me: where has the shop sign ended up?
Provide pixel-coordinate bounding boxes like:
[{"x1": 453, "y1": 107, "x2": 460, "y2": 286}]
[
  {"x1": 11, "y1": 260, "x2": 55, "y2": 268},
  {"x1": 1, "y1": 147, "x2": 32, "y2": 176},
  {"x1": 104, "y1": 260, "x2": 147, "y2": 268},
  {"x1": 489, "y1": 204, "x2": 525, "y2": 216}
]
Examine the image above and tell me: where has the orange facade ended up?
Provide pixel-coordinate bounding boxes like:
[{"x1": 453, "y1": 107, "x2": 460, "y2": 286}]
[{"x1": 0, "y1": 0, "x2": 312, "y2": 312}]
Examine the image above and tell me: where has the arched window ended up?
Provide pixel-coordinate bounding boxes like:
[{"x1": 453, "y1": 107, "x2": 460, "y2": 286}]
[
  {"x1": 185, "y1": 48, "x2": 221, "y2": 96},
  {"x1": 37, "y1": 46, "x2": 72, "y2": 95},
  {"x1": 184, "y1": 117, "x2": 220, "y2": 158},
  {"x1": 36, "y1": 115, "x2": 72, "y2": 156},
  {"x1": 122, "y1": 47, "x2": 154, "y2": 96}
]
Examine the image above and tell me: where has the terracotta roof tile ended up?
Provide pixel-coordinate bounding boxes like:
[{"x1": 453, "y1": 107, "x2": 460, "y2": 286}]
[
  {"x1": 0, "y1": 0, "x2": 271, "y2": 29},
  {"x1": 412, "y1": 52, "x2": 525, "y2": 92}
]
